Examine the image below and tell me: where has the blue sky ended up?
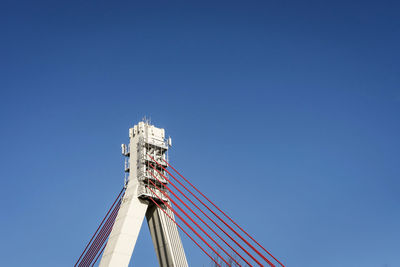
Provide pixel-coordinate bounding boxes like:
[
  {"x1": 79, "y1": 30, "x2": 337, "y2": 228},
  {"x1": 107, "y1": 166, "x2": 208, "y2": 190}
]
[{"x1": 0, "y1": 0, "x2": 399, "y2": 266}]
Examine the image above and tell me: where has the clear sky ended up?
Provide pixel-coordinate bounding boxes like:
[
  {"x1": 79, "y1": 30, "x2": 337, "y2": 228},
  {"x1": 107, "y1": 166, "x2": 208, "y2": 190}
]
[{"x1": 0, "y1": 0, "x2": 399, "y2": 266}]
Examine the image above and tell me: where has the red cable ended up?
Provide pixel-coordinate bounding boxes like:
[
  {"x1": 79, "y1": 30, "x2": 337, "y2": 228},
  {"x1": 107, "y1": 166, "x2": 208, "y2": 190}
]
[
  {"x1": 147, "y1": 166, "x2": 252, "y2": 267},
  {"x1": 147, "y1": 171, "x2": 244, "y2": 266},
  {"x1": 92, "y1": 206, "x2": 119, "y2": 265},
  {"x1": 146, "y1": 177, "x2": 237, "y2": 266},
  {"x1": 149, "y1": 163, "x2": 262, "y2": 266},
  {"x1": 83, "y1": 201, "x2": 121, "y2": 266},
  {"x1": 164, "y1": 158, "x2": 283, "y2": 267},
  {"x1": 86, "y1": 191, "x2": 125, "y2": 266},
  {"x1": 91, "y1": 242, "x2": 106, "y2": 267},
  {"x1": 88, "y1": 205, "x2": 119, "y2": 267},
  {"x1": 150, "y1": 155, "x2": 277, "y2": 267},
  {"x1": 80, "y1": 199, "x2": 122, "y2": 266},
  {"x1": 148, "y1": 197, "x2": 221, "y2": 267},
  {"x1": 75, "y1": 188, "x2": 125, "y2": 267},
  {"x1": 79, "y1": 201, "x2": 121, "y2": 267},
  {"x1": 146, "y1": 185, "x2": 229, "y2": 266},
  {"x1": 80, "y1": 191, "x2": 125, "y2": 267},
  {"x1": 91, "y1": 199, "x2": 123, "y2": 267},
  {"x1": 147, "y1": 170, "x2": 245, "y2": 266}
]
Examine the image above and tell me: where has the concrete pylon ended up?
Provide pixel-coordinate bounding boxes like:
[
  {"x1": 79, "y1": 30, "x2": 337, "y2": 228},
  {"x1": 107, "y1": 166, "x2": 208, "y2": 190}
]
[{"x1": 99, "y1": 121, "x2": 188, "y2": 267}]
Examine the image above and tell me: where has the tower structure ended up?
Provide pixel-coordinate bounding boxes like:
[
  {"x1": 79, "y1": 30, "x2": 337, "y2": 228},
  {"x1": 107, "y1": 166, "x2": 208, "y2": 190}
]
[{"x1": 99, "y1": 121, "x2": 188, "y2": 267}]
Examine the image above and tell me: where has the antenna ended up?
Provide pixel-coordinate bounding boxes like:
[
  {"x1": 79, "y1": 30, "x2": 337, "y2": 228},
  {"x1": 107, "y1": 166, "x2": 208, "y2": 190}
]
[{"x1": 142, "y1": 115, "x2": 151, "y2": 125}]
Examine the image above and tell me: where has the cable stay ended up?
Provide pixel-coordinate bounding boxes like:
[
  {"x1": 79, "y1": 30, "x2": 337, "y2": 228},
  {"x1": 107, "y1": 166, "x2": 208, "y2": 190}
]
[
  {"x1": 148, "y1": 154, "x2": 284, "y2": 267},
  {"x1": 146, "y1": 174, "x2": 239, "y2": 266},
  {"x1": 75, "y1": 122, "x2": 285, "y2": 267},
  {"x1": 74, "y1": 187, "x2": 125, "y2": 267},
  {"x1": 147, "y1": 188, "x2": 224, "y2": 267},
  {"x1": 148, "y1": 163, "x2": 256, "y2": 266}
]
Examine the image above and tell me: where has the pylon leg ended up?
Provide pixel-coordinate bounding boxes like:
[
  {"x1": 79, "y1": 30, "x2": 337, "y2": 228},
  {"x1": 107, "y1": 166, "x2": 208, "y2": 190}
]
[
  {"x1": 99, "y1": 181, "x2": 148, "y2": 267},
  {"x1": 146, "y1": 204, "x2": 188, "y2": 267}
]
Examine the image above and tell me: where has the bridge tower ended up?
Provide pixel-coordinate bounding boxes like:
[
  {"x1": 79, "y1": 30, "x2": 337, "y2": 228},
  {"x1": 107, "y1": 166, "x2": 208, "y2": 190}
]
[{"x1": 99, "y1": 121, "x2": 188, "y2": 267}]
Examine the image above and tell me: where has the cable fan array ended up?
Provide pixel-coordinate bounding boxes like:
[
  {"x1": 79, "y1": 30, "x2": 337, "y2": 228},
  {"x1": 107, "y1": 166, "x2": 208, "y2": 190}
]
[
  {"x1": 75, "y1": 157, "x2": 284, "y2": 267},
  {"x1": 145, "y1": 155, "x2": 284, "y2": 267},
  {"x1": 74, "y1": 188, "x2": 125, "y2": 267}
]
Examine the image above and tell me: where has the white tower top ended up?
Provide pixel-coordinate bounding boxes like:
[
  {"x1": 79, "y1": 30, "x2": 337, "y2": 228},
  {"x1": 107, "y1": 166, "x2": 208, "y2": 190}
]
[{"x1": 99, "y1": 121, "x2": 187, "y2": 267}]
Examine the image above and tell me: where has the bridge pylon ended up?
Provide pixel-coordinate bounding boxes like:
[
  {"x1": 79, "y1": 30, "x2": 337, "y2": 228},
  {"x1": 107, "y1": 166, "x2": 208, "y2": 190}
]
[{"x1": 99, "y1": 121, "x2": 188, "y2": 267}]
